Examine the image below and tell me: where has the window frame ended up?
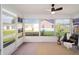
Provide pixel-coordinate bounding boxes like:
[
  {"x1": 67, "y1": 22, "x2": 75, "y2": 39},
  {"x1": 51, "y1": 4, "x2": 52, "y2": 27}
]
[
  {"x1": 2, "y1": 8, "x2": 17, "y2": 48},
  {"x1": 24, "y1": 19, "x2": 40, "y2": 36}
]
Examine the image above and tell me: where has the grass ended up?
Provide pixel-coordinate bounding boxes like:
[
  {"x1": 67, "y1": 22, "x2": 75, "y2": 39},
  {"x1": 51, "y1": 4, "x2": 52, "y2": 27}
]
[
  {"x1": 3, "y1": 30, "x2": 16, "y2": 36},
  {"x1": 41, "y1": 31, "x2": 55, "y2": 36},
  {"x1": 3, "y1": 38, "x2": 15, "y2": 48},
  {"x1": 3, "y1": 38, "x2": 15, "y2": 43},
  {"x1": 25, "y1": 30, "x2": 55, "y2": 36}
]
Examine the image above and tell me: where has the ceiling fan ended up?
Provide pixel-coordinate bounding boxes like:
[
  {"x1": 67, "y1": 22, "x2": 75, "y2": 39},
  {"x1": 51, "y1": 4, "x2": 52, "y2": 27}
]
[
  {"x1": 47, "y1": 4, "x2": 63, "y2": 14},
  {"x1": 51, "y1": 4, "x2": 63, "y2": 12}
]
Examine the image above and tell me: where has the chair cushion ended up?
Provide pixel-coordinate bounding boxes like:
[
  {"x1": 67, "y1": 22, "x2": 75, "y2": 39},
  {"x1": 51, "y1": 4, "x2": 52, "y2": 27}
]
[{"x1": 63, "y1": 42, "x2": 74, "y2": 48}]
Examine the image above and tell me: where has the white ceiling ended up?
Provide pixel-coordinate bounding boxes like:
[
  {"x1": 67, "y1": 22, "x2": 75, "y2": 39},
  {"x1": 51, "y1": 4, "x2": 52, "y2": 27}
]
[{"x1": 2, "y1": 4, "x2": 79, "y2": 19}]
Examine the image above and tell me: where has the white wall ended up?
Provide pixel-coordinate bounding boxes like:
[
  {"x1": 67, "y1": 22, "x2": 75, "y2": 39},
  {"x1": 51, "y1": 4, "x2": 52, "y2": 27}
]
[
  {"x1": 3, "y1": 37, "x2": 24, "y2": 55},
  {"x1": 23, "y1": 14, "x2": 74, "y2": 20},
  {"x1": 3, "y1": 42, "x2": 16, "y2": 55},
  {"x1": 24, "y1": 36, "x2": 58, "y2": 42},
  {"x1": 73, "y1": 14, "x2": 79, "y2": 18}
]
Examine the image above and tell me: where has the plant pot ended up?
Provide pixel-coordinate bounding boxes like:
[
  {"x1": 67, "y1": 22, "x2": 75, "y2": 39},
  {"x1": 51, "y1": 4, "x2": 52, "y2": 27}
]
[
  {"x1": 57, "y1": 41, "x2": 61, "y2": 45},
  {"x1": 57, "y1": 37, "x2": 61, "y2": 45}
]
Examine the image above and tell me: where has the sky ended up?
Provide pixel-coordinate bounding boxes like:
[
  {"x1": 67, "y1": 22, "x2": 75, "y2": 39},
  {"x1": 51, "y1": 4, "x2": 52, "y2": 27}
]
[
  {"x1": 55, "y1": 19, "x2": 70, "y2": 24},
  {"x1": 2, "y1": 14, "x2": 14, "y2": 23},
  {"x1": 23, "y1": 18, "x2": 39, "y2": 24}
]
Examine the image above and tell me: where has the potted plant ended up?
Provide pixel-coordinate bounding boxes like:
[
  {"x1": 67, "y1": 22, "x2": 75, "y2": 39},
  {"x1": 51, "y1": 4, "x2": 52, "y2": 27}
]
[
  {"x1": 55, "y1": 24, "x2": 64, "y2": 45},
  {"x1": 56, "y1": 30, "x2": 62, "y2": 45}
]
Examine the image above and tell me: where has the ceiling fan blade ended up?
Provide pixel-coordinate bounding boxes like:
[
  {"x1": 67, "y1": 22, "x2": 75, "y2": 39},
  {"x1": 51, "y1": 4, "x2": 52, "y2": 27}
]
[{"x1": 55, "y1": 7, "x2": 63, "y2": 11}]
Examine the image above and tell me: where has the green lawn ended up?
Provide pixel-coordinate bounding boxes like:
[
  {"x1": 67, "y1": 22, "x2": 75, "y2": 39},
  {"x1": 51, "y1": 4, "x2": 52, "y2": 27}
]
[
  {"x1": 25, "y1": 30, "x2": 55, "y2": 36},
  {"x1": 43, "y1": 31, "x2": 55, "y2": 36},
  {"x1": 3, "y1": 38, "x2": 15, "y2": 48},
  {"x1": 3, "y1": 30, "x2": 16, "y2": 36},
  {"x1": 41, "y1": 31, "x2": 55, "y2": 36},
  {"x1": 3, "y1": 38, "x2": 15, "y2": 43}
]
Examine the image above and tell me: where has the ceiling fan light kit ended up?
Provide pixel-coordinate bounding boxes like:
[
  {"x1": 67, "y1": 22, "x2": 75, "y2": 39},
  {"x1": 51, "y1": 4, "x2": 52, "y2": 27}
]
[{"x1": 51, "y1": 11, "x2": 55, "y2": 14}]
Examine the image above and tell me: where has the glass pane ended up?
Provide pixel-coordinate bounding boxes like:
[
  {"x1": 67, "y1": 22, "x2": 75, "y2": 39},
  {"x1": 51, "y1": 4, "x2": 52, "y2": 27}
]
[
  {"x1": 55, "y1": 19, "x2": 70, "y2": 36},
  {"x1": 3, "y1": 15, "x2": 16, "y2": 35},
  {"x1": 24, "y1": 18, "x2": 39, "y2": 36},
  {"x1": 40, "y1": 19, "x2": 55, "y2": 36},
  {"x1": 73, "y1": 18, "x2": 79, "y2": 34},
  {"x1": 2, "y1": 13, "x2": 16, "y2": 47},
  {"x1": 3, "y1": 37, "x2": 15, "y2": 48},
  {"x1": 17, "y1": 18, "x2": 23, "y2": 38},
  {"x1": 55, "y1": 19, "x2": 70, "y2": 25}
]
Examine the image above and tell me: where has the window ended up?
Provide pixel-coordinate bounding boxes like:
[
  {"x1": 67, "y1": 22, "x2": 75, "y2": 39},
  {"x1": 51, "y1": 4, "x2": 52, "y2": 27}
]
[
  {"x1": 40, "y1": 19, "x2": 55, "y2": 36},
  {"x1": 55, "y1": 19, "x2": 70, "y2": 35},
  {"x1": 73, "y1": 18, "x2": 79, "y2": 34},
  {"x1": 2, "y1": 11, "x2": 16, "y2": 48},
  {"x1": 24, "y1": 18, "x2": 39, "y2": 36},
  {"x1": 23, "y1": 19, "x2": 70, "y2": 36},
  {"x1": 17, "y1": 17, "x2": 23, "y2": 38}
]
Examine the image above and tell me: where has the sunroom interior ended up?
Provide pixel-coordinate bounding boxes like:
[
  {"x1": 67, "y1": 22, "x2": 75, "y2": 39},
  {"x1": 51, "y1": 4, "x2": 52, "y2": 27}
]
[{"x1": 1, "y1": 4, "x2": 79, "y2": 55}]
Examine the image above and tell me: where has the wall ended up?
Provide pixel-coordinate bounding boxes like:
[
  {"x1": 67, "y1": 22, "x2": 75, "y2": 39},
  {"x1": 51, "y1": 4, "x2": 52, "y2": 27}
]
[
  {"x1": 3, "y1": 37, "x2": 24, "y2": 55},
  {"x1": 73, "y1": 14, "x2": 79, "y2": 18},
  {"x1": 23, "y1": 14, "x2": 74, "y2": 20},
  {"x1": 3, "y1": 42, "x2": 16, "y2": 55},
  {"x1": 24, "y1": 36, "x2": 58, "y2": 42}
]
